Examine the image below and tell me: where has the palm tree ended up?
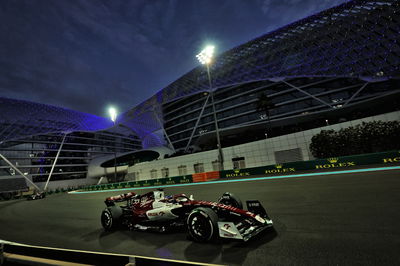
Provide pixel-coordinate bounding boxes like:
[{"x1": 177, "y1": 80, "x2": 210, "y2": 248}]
[{"x1": 256, "y1": 92, "x2": 276, "y2": 135}]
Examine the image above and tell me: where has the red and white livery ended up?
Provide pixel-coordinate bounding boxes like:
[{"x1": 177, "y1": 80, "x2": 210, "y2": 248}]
[{"x1": 101, "y1": 189, "x2": 273, "y2": 242}]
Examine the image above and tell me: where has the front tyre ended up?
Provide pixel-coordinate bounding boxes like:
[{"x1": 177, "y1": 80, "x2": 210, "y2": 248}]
[
  {"x1": 187, "y1": 207, "x2": 218, "y2": 242},
  {"x1": 101, "y1": 206, "x2": 122, "y2": 231}
]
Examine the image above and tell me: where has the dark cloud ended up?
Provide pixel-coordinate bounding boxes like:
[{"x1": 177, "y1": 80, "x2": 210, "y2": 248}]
[{"x1": 0, "y1": 0, "x2": 349, "y2": 117}]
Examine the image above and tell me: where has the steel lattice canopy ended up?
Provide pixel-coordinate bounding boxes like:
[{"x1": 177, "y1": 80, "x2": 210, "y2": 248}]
[
  {"x1": 118, "y1": 0, "x2": 400, "y2": 147},
  {"x1": 0, "y1": 97, "x2": 113, "y2": 143}
]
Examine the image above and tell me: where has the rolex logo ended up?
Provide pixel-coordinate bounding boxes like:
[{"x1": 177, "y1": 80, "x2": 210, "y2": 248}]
[
  {"x1": 327, "y1": 158, "x2": 339, "y2": 163},
  {"x1": 226, "y1": 169, "x2": 250, "y2": 178},
  {"x1": 275, "y1": 164, "x2": 283, "y2": 169}
]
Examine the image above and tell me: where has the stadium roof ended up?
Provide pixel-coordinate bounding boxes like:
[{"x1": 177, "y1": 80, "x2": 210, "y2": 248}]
[
  {"x1": 0, "y1": 97, "x2": 113, "y2": 143},
  {"x1": 119, "y1": 0, "x2": 400, "y2": 147}
]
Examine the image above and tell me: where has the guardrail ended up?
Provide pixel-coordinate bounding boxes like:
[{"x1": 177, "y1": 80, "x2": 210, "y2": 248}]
[
  {"x1": 0, "y1": 186, "x2": 83, "y2": 201},
  {"x1": 0, "y1": 241, "x2": 223, "y2": 266}
]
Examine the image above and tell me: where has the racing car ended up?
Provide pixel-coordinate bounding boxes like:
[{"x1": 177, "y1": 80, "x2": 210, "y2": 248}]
[
  {"x1": 27, "y1": 191, "x2": 46, "y2": 200},
  {"x1": 101, "y1": 189, "x2": 273, "y2": 242}
]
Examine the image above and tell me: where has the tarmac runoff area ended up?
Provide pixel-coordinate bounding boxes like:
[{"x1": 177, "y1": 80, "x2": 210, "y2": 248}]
[{"x1": 0, "y1": 167, "x2": 399, "y2": 266}]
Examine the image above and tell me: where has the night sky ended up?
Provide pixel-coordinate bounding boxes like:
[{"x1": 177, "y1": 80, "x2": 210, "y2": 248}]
[{"x1": 0, "y1": 0, "x2": 349, "y2": 117}]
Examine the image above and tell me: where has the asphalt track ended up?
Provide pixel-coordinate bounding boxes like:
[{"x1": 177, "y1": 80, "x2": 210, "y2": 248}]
[{"x1": 1, "y1": 168, "x2": 400, "y2": 265}]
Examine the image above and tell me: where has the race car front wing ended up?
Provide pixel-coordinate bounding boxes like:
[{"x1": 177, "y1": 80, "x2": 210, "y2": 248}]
[
  {"x1": 218, "y1": 217, "x2": 273, "y2": 241},
  {"x1": 218, "y1": 200, "x2": 273, "y2": 241}
]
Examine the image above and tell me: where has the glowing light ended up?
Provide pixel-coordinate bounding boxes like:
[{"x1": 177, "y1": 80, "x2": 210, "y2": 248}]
[
  {"x1": 108, "y1": 107, "x2": 117, "y2": 123},
  {"x1": 196, "y1": 45, "x2": 215, "y2": 65}
]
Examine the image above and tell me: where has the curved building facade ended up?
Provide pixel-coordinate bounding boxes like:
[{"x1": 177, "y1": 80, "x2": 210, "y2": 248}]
[
  {"x1": 0, "y1": 97, "x2": 141, "y2": 189},
  {"x1": 119, "y1": 0, "x2": 400, "y2": 153}
]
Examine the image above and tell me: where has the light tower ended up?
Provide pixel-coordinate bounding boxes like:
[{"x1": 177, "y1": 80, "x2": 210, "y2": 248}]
[
  {"x1": 196, "y1": 45, "x2": 224, "y2": 170},
  {"x1": 108, "y1": 106, "x2": 118, "y2": 182}
]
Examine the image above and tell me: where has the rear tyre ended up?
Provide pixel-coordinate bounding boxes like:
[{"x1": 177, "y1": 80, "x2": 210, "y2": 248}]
[
  {"x1": 187, "y1": 207, "x2": 218, "y2": 242},
  {"x1": 218, "y1": 192, "x2": 243, "y2": 209},
  {"x1": 101, "y1": 206, "x2": 123, "y2": 231}
]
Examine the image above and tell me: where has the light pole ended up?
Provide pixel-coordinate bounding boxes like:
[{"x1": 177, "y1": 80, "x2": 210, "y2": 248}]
[
  {"x1": 196, "y1": 45, "x2": 224, "y2": 170},
  {"x1": 108, "y1": 106, "x2": 118, "y2": 182}
]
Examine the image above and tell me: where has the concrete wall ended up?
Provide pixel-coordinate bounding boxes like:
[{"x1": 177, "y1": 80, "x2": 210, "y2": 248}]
[
  {"x1": 2, "y1": 175, "x2": 98, "y2": 191},
  {"x1": 127, "y1": 110, "x2": 400, "y2": 181},
  {"x1": 34, "y1": 177, "x2": 96, "y2": 190}
]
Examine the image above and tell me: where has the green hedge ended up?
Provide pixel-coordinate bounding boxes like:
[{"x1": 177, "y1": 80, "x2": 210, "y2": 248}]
[{"x1": 310, "y1": 121, "x2": 400, "y2": 158}]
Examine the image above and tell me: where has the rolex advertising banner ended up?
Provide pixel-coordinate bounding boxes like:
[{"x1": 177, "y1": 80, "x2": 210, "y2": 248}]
[
  {"x1": 86, "y1": 175, "x2": 193, "y2": 191},
  {"x1": 221, "y1": 150, "x2": 400, "y2": 179},
  {"x1": 83, "y1": 150, "x2": 399, "y2": 190}
]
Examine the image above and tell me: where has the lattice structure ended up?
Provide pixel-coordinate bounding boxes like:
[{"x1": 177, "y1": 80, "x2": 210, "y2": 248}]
[
  {"x1": 0, "y1": 97, "x2": 142, "y2": 184},
  {"x1": 0, "y1": 97, "x2": 113, "y2": 143},
  {"x1": 119, "y1": 0, "x2": 400, "y2": 148}
]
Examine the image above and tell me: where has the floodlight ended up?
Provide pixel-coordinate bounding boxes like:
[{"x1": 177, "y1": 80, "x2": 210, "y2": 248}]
[
  {"x1": 196, "y1": 45, "x2": 215, "y2": 65},
  {"x1": 108, "y1": 107, "x2": 117, "y2": 123}
]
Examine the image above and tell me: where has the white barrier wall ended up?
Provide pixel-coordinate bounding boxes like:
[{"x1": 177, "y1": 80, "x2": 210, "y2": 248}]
[
  {"x1": 34, "y1": 177, "x2": 95, "y2": 190},
  {"x1": 127, "y1": 111, "x2": 400, "y2": 181}
]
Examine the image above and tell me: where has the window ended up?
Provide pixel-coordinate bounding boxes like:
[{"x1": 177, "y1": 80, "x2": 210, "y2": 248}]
[
  {"x1": 232, "y1": 157, "x2": 246, "y2": 169},
  {"x1": 194, "y1": 163, "x2": 204, "y2": 173},
  {"x1": 275, "y1": 148, "x2": 303, "y2": 163},
  {"x1": 178, "y1": 165, "x2": 187, "y2": 176},
  {"x1": 212, "y1": 160, "x2": 222, "y2": 171},
  {"x1": 150, "y1": 169, "x2": 157, "y2": 179},
  {"x1": 161, "y1": 167, "x2": 169, "y2": 178},
  {"x1": 126, "y1": 171, "x2": 139, "y2": 181}
]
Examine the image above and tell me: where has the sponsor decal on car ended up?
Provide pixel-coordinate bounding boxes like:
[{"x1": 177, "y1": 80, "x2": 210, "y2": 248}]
[
  {"x1": 148, "y1": 211, "x2": 165, "y2": 217},
  {"x1": 218, "y1": 222, "x2": 243, "y2": 240},
  {"x1": 248, "y1": 202, "x2": 260, "y2": 208}
]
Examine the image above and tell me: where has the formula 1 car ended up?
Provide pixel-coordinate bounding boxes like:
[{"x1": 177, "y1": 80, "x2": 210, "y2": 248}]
[
  {"x1": 101, "y1": 189, "x2": 273, "y2": 242},
  {"x1": 27, "y1": 191, "x2": 46, "y2": 200}
]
